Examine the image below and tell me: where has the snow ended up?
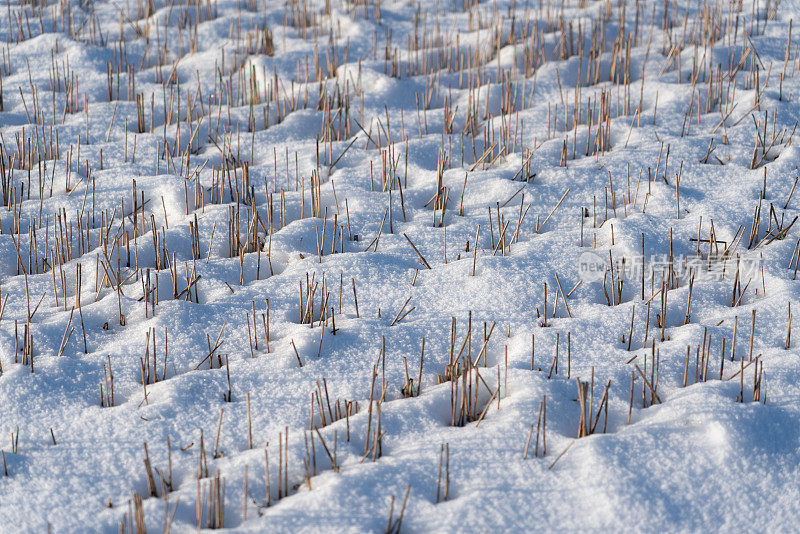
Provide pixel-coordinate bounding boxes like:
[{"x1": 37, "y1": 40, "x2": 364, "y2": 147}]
[{"x1": 0, "y1": 0, "x2": 799, "y2": 530}]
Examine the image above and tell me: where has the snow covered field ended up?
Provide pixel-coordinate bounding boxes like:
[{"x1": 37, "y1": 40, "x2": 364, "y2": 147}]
[{"x1": 0, "y1": 0, "x2": 799, "y2": 530}]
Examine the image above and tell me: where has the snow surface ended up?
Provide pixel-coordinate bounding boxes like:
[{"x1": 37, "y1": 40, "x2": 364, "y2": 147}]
[{"x1": 0, "y1": 0, "x2": 799, "y2": 531}]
